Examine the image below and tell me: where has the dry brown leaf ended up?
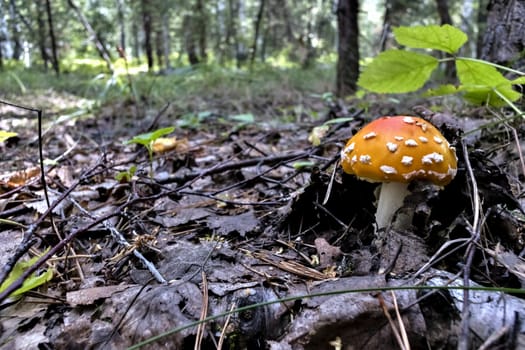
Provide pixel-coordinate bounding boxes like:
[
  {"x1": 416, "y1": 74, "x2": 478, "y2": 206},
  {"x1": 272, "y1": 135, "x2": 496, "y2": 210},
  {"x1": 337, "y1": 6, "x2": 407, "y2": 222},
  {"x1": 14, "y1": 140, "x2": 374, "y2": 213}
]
[
  {"x1": 0, "y1": 166, "x2": 40, "y2": 189},
  {"x1": 152, "y1": 136, "x2": 189, "y2": 154}
]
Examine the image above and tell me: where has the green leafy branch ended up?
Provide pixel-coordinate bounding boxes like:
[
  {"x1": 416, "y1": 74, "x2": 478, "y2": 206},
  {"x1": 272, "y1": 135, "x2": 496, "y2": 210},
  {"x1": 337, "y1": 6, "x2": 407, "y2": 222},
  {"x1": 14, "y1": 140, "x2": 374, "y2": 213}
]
[{"x1": 358, "y1": 24, "x2": 524, "y2": 110}]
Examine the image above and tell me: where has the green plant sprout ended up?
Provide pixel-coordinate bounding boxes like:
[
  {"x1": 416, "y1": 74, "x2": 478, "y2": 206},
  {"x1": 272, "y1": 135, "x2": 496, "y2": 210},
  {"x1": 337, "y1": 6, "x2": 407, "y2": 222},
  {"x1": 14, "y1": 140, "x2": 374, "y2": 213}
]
[
  {"x1": 358, "y1": 24, "x2": 524, "y2": 113},
  {"x1": 115, "y1": 165, "x2": 137, "y2": 183},
  {"x1": 124, "y1": 127, "x2": 175, "y2": 177}
]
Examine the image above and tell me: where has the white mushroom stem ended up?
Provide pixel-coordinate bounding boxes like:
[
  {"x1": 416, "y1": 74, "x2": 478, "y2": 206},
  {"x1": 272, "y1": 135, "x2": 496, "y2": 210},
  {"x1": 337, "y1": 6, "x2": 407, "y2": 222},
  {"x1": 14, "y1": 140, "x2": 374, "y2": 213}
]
[{"x1": 375, "y1": 182, "x2": 410, "y2": 230}]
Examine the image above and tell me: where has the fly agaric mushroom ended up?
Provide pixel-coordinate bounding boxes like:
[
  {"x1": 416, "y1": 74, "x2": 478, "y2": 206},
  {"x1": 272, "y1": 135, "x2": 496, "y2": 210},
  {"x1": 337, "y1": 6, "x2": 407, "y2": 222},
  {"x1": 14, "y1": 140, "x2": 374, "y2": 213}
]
[{"x1": 340, "y1": 116, "x2": 457, "y2": 230}]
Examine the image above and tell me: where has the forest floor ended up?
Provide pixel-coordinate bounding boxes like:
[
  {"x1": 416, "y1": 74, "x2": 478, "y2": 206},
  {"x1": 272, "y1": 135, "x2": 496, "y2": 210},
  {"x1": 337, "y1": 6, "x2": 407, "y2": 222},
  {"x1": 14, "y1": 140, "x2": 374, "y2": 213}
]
[{"x1": 0, "y1": 87, "x2": 524, "y2": 350}]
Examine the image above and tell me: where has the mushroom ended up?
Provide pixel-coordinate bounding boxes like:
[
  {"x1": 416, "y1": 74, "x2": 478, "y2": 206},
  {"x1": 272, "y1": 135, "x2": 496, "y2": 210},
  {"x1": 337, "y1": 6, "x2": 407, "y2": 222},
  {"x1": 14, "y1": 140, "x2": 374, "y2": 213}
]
[{"x1": 340, "y1": 116, "x2": 458, "y2": 231}]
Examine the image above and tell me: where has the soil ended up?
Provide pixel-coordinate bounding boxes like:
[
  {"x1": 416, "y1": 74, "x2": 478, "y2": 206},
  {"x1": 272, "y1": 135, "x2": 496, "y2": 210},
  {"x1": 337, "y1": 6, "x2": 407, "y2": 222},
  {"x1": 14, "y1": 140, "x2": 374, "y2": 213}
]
[{"x1": 0, "y1": 93, "x2": 524, "y2": 349}]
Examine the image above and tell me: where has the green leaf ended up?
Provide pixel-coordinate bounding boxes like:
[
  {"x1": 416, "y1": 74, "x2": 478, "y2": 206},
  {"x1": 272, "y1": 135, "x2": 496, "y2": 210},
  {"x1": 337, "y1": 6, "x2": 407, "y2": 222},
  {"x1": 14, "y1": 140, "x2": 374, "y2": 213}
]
[
  {"x1": 393, "y1": 24, "x2": 467, "y2": 54},
  {"x1": 228, "y1": 113, "x2": 255, "y2": 123},
  {"x1": 456, "y1": 59, "x2": 521, "y2": 106},
  {"x1": 423, "y1": 84, "x2": 459, "y2": 97},
  {"x1": 358, "y1": 50, "x2": 438, "y2": 93},
  {"x1": 124, "y1": 127, "x2": 175, "y2": 146},
  {"x1": 115, "y1": 165, "x2": 137, "y2": 182},
  {"x1": 0, "y1": 252, "x2": 53, "y2": 298},
  {"x1": 0, "y1": 130, "x2": 18, "y2": 143},
  {"x1": 323, "y1": 117, "x2": 354, "y2": 125},
  {"x1": 292, "y1": 161, "x2": 316, "y2": 170},
  {"x1": 511, "y1": 76, "x2": 525, "y2": 84}
]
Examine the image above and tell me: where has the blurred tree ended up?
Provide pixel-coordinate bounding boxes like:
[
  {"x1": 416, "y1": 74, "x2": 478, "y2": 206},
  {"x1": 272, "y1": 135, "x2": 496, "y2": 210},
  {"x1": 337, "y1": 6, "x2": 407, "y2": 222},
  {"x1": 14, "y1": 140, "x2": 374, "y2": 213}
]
[
  {"x1": 45, "y1": 0, "x2": 59, "y2": 75},
  {"x1": 250, "y1": 0, "x2": 266, "y2": 67},
  {"x1": 116, "y1": 0, "x2": 126, "y2": 51},
  {"x1": 36, "y1": 1, "x2": 50, "y2": 71},
  {"x1": 67, "y1": 0, "x2": 114, "y2": 72},
  {"x1": 8, "y1": 0, "x2": 22, "y2": 59},
  {"x1": 476, "y1": 0, "x2": 488, "y2": 59},
  {"x1": 434, "y1": 0, "x2": 455, "y2": 80},
  {"x1": 336, "y1": 0, "x2": 359, "y2": 96},
  {"x1": 141, "y1": 0, "x2": 154, "y2": 70}
]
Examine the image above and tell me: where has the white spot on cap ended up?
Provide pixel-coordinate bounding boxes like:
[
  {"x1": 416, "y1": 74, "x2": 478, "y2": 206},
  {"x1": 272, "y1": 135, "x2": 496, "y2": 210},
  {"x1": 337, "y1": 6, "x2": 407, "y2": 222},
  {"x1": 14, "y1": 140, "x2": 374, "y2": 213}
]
[
  {"x1": 340, "y1": 149, "x2": 348, "y2": 160},
  {"x1": 345, "y1": 142, "x2": 355, "y2": 153},
  {"x1": 363, "y1": 132, "x2": 377, "y2": 140},
  {"x1": 422, "y1": 152, "x2": 444, "y2": 164},
  {"x1": 402, "y1": 169, "x2": 426, "y2": 180},
  {"x1": 405, "y1": 139, "x2": 418, "y2": 147},
  {"x1": 394, "y1": 136, "x2": 404, "y2": 141},
  {"x1": 419, "y1": 136, "x2": 429, "y2": 143},
  {"x1": 433, "y1": 136, "x2": 443, "y2": 144},
  {"x1": 380, "y1": 165, "x2": 397, "y2": 174},
  {"x1": 351, "y1": 155, "x2": 357, "y2": 164},
  {"x1": 428, "y1": 170, "x2": 447, "y2": 180},
  {"x1": 416, "y1": 121, "x2": 428, "y2": 132},
  {"x1": 403, "y1": 117, "x2": 415, "y2": 124},
  {"x1": 401, "y1": 156, "x2": 413, "y2": 166},
  {"x1": 386, "y1": 142, "x2": 398, "y2": 152},
  {"x1": 359, "y1": 155, "x2": 372, "y2": 164}
]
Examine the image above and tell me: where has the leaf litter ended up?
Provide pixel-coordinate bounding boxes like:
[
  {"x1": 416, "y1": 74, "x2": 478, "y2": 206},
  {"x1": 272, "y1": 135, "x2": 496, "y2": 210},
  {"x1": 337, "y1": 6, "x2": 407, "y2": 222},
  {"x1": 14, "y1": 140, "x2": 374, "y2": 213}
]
[{"x1": 0, "y1": 97, "x2": 524, "y2": 349}]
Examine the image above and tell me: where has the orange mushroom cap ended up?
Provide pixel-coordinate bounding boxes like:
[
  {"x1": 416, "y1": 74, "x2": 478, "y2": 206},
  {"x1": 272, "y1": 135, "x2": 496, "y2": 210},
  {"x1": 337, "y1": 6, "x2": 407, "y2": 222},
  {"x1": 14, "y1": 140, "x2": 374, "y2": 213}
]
[{"x1": 340, "y1": 116, "x2": 458, "y2": 186}]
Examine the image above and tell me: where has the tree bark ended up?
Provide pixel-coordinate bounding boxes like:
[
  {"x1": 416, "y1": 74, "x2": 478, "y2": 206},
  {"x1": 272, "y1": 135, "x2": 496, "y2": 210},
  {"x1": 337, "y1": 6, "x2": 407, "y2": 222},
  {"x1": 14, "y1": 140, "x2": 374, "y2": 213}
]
[
  {"x1": 480, "y1": 0, "x2": 525, "y2": 69},
  {"x1": 250, "y1": 0, "x2": 266, "y2": 66},
  {"x1": 336, "y1": 0, "x2": 359, "y2": 97},
  {"x1": 68, "y1": 0, "x2": 114, "y2": 72},
  {"x1": 44, "y1": 0, "x2": 59, "y2": 75}
]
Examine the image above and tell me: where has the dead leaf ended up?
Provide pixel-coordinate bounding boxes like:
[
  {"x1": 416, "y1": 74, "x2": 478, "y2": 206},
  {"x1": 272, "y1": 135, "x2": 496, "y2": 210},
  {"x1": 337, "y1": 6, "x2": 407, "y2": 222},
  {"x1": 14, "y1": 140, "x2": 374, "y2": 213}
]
[
  {"x1": 0, "y1": 167, "x2": 40, "y2": 189},
  {"x1": 66, "y1": 285, "x2": 136, "y2": 306},
  {"x1": 314, "y1": 238, "x2": 342, "y2": 269},
  {"x1": 206, "y1": 210, "x2": 259, "y2": 236},
  {"x1": 152, "y1": 137, "x2": 188, "y2": 154}
]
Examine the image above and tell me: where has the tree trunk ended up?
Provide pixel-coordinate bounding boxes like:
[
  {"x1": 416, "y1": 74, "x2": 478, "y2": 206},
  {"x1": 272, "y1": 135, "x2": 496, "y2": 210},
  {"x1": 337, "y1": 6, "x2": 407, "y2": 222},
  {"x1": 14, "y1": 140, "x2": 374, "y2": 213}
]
[
  {"x1": 480, "y1": 0, "x2": 525, "y2": 69},
  {"x1": 68, "y1": 0, "x2": 114, "y2": 72},
  {"x1": 434, "y1": 0, "x2": 455, "y2": 80},
  {"x1": 141, "y1": 0, "x2": 154, "y2": 71},
  {"x1": 336, "y1": 0, "x2": 359, "y2": 97},
  {"x1": 45, "y1": 0, "x2": 59, "y2": 76},
  {"x1": 116, "y1": 0, "x2": 126, "y2": 51},
  {"x1": 476, "y1": 0, "x2": 488, "y2": 59},
  {"x1": 155, "y1": 29, "x2": 163, "y2": 68},
  {"x1": 195, "y1": 0, "x2": 207, "y2": 62},
  {"x1": 161, "y1": 13, "x2": 171, "y2": 70},
  {"x1": 250, "y1": 0, "x2": 266, "y2": 66},
  {"x1": 435, "y1": 0, "x2": 452, "y2": 25},
  {"x1": 183, "y1": 15, "x2": 200, "y2": 65},
  {"x1": 36, "y1": 1, "x2": 49, "y2": 71},
  {"x1": 235, "y1": 0, "x2": 247, "y2": 68},
  {"x1": 8, "y1": 0, "x2": 22, "y2": 59},
  {"x1": 131, "y1": 20, "x2": 140, "y2": 62}
]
